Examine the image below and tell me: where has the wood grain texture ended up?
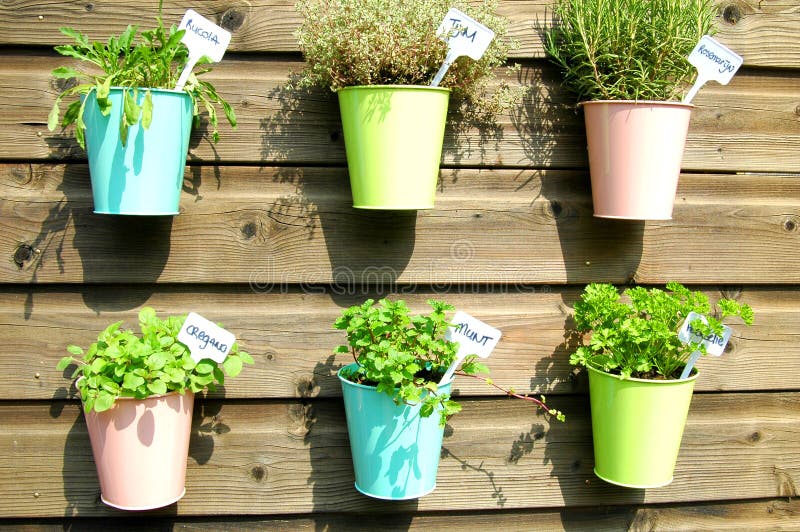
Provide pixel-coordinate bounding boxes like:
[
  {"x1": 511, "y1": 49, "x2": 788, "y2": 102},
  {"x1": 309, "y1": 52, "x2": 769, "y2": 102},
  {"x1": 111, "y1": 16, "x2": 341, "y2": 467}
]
[
  {"x1": 3, "y1": 286, "x2": 796, "y2": 401},
  {"x1": 2, "y1": 0, "x2": 799, "y2": 528},
  {"x1": 2, "y1": 164, "x2": 799, "y2": 285},
  {"x1": 0, "y1": 1, "x2": 798, "y2": 68},
  {"x1": 3, "y1": 54, "x2": 800, "y2": 172},
  {"x1": 0, "y1": 393, "x2": 797, "y2": 517},
  {"x1": 2, "y1": 498, "x2": 798, "y2": 531}
]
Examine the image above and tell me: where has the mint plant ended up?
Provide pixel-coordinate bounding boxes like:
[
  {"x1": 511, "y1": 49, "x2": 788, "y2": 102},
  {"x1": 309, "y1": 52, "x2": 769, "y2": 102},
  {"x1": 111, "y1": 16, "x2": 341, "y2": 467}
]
[
  {"x1": 335, "y1": 298, "x2": 563, "y2": 425},
  {"x1": 544, "y1": 0, "x2": 717, "y2": 101},
  {"x1": 48, "y1": 0, "x2": 235, "y2": 148},
  {"x1": 57, "y1": 307, "x2": 254, "y2": 413},
  {"x1": 571, "y1": 282, "x2": 754, "y2": 380}
]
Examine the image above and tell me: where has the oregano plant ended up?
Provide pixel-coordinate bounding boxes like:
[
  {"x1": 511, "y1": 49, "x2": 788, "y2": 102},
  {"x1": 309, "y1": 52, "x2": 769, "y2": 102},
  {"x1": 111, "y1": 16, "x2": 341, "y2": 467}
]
[
  {"x1": 570, "y1": 282, "x2": 754, "y2": 380},
  {"x1": 48, "y1": 0, "x2": 236, "y2": 148},
  {"x1": 57, "y1": 307, "x2": 254, "y2": 413},
  {"x1": 335, "y1": 298, "x2": 564, "y2": 426}
]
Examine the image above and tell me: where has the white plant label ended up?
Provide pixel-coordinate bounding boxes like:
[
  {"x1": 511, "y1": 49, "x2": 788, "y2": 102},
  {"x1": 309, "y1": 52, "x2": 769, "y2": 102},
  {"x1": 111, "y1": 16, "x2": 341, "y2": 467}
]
[
  {"x1": 440, "y1": 311, "x2": 501, "y2": 384},
  {"x1": 677, "y1": 311, "x2": 732, "y2": 357},
  {"x1": 430, "y1": 8, "x2": 495, "y2": 87},
  {"x1": 178, "y1": 312, "x2": 235, "y2": 363},
  {"x1": 683, "y1": 35, "x2": 743, "y2": 104},
  {"x1": 175, "y1": 9, "x2": 232, "y2": 90},
  {"x1": 437, "y1": 8, "x2": 495, "y2": 61}
]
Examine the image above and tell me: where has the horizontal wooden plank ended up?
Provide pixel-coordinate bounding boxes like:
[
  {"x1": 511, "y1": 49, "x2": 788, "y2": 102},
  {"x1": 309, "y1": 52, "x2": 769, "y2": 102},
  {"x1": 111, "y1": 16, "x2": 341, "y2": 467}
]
[
  {"x1": 2, "y1": 498, "x2": 798, "y2": 531},
  {"x1": 3, "y1": 54, "x2": 800, "y2": 172},
  {"x1": 0, "y1": 1, "x2": 798, "y2": 68},
  {"x1": 2, "y1": 164, "x2": 799, "y2": 285},
  {"x1": 3, "y1": 287, "x2": 796, "y2": 401},
  {"x1": 0, "y1": 393, "x2": 797, "y2": 517}
]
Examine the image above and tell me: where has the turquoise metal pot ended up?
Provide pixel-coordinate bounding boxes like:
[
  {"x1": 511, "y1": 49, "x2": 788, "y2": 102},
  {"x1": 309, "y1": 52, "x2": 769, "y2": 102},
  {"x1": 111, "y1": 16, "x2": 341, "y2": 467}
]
[
  {"x1": 83, "y1": 87, "x2": 192, "y2": 215},
  {"x1": 338, "y1": 363, "x2": 450, "y2": 499}
]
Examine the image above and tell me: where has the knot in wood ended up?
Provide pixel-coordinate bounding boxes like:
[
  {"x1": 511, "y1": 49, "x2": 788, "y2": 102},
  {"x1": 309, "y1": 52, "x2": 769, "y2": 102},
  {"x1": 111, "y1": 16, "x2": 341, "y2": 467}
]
[
  {"x1": 13, "y1": 244, "x2": 34, "y2": 267},
  {"x1": 241, "y1": 221, "x2": 257, "y2": 239},
  {"x1": 722, "y1": 4, "x2": 742, "y2": 25},
  {"x1": 220, "y1": 8, "x2": 246, "y2": 31},
  {"x1": 50, "y1": 77, "x2": 77, "y2": 93},
  {"x1": 250, "y1": 465, "x2": 267, "y2": 482},
  {"x1": 549, "y1": 200, "x2": 563, "y2": 219},
  {"x1": 721, "y1": 286, "x2": 743, "y2": 300},
  {"x1": 783, "y1": 218, "x2": 798, "y2": 232},
  {"x1": 296, "y1": 376, "x2": 319, "y2": 398},
  {"x1": 10, "y1": 165, "x2": 33, "y2": 185}
]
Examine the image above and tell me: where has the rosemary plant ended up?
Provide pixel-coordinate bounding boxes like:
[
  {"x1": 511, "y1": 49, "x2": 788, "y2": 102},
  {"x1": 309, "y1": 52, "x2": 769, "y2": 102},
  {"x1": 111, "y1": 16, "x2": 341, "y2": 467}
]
[{"x1": 544, "y1": 0, "x2": 717, "y2": 101}]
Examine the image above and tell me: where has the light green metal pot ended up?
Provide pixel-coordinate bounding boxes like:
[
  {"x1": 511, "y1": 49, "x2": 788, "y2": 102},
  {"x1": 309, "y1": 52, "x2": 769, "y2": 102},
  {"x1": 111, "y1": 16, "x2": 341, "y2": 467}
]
[
  {"x1": 587, "y1": 365, "x2": 698, "y2": 488},
  {"x1": 337, "y1": 85, "x2": 450, "y2": 210}
]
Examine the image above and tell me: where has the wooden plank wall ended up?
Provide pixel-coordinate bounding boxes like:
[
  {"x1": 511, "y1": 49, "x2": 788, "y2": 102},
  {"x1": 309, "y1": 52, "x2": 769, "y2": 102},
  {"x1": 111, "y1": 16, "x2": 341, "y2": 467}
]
[{"x1": 1, "y1": 1, "x2": 799, "y2": 529}]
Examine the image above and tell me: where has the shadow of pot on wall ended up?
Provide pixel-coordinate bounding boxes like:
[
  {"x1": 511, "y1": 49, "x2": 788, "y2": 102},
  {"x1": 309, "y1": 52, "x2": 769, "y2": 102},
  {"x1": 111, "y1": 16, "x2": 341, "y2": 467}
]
[
  {"x1": 19, "y1": 163, "x2": 173, "y2": 318},
  {"x1": 261, "y1": 84, "x2": 418, "y2": 307}
]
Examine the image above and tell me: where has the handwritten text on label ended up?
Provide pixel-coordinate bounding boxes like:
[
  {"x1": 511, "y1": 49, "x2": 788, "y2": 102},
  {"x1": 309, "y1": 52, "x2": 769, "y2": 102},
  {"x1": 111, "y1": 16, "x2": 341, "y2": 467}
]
[
  {"x1": 178, "y1": 312, "x2": 235, "y2": 363},
  {"x1": 178, "y1": 9, "x2": 231, "y2": 62},
  {"x1": 445, "y1": 311, "x2": 501, "y2": 359},
  {"x1": 436, "y1": 8, "x2": 495, "y2": 60},
  {"x1": 688, "y1": 35, "x2": 743, "y2": 85},
  {"x1": 677, "y1": 311, "x2": 732, "y2": 357}
]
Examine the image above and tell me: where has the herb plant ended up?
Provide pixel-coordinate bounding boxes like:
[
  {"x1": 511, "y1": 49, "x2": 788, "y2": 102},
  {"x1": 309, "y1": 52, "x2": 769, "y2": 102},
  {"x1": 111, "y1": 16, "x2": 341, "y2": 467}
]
[
  {"x1": 48, "y1": 0, "x2": 236, "y2": 148},
  {"x1": 335, "y1": 298, "x2": 563, "y2": 426},
  {"x1": 544, "y1": 0, "x2": 717, "y2": 101},
  {"x1": 295, "y1": 0, "x2": 520, "y2": 116},
  {"x1": 570, "y1": 282, "x2": 754, "y2": 380},
  {"x1": 57, "y1": 307, "x2": 254, "y2": 413}
]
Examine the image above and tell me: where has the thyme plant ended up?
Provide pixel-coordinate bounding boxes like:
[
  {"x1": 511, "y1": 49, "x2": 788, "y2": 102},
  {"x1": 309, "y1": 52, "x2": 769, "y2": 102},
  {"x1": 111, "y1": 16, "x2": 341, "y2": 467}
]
[
  {"x1": 544, "y1": 0, "x2": 717, "y2": 101},
  {"x1": 57, "y1": 307, "x2": 253, "y2": 413},
  {"x1": 571, "y1": 282, "x2": 754, "y2": 380},
  {"x1": 48, "y1": 1, "x2": 236, "y2": 148},
  {"x1": 295, "y1": 0, "x2": 520, "y2": 116}
]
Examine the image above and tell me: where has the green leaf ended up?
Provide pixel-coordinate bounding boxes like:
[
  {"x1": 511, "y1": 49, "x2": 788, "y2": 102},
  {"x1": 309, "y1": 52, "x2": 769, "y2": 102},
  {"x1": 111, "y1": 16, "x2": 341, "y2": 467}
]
[
  {"x1": 122, "y1": 372, "x2": 145, "y2": 390},
  {"x1": 420, "y1": 401, "x2": 434, "y2": 418},
  {"x1": 147, "y1": 351, "x2": 169, "y2": 370},
  {"x1": 213, "y1": 366, "x2": 225, "y2": 385},
  {"x1": 66, "y1": 344, "x2": 84, "y2": 356},
  {"x1": 47, "y1": 101, "x2": 61, "y2": 131},
  {"x1": 90, "y1": 357, "x2": 107, "y2": 373},
  {"x1": 147, "y1": 380, "x2": 167, "y2": 395},
  {"x1": 222, "y1": 100, "x2": 237, "y2": 128},
  {"x1": 96, "y1": 78, "x2": 113, "y2": 115},
  {"x1": 83, "y1": 395, "x2": 95, "y2": 413},
  {"x1": 239, "y1": 351, "x2": 254, "y2": 365},
  {"x1": 139, "y1": 306, "x2": 157, "y2": 326},
  {"x1": 94, "y1": 393, "x2": 116, "y2": 412},
  {"x1": 223, "y1": 355, "x2": 243, "y2": 378},
  {"x1": 52, "y1": 66, "x2": 81, "y2": 79},
  {"x1": 141, "y1": 90, "x2": 153, "y2": 129},
  {"x1": 195, "y1": 360, "x2": 215, "y2": 375},
  {"x1": 56, "y1": 356, "x2": 74, "y2": 371}
]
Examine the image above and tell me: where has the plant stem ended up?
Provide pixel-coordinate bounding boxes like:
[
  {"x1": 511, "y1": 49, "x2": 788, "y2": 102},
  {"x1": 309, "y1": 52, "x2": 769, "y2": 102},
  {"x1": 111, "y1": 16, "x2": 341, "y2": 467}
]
[{"x1": 454, "y1": 371, "x2": 550, "y2": 412}]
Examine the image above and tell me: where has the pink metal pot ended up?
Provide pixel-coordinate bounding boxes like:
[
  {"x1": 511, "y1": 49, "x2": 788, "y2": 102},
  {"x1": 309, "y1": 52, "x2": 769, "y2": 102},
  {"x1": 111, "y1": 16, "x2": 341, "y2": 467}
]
[
  {"x1": 83, "y1": 391, "x2": 194, "y2": 510},
  {"x1": 581, "y1": 100, "x2": 694, "y2": 220}
]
